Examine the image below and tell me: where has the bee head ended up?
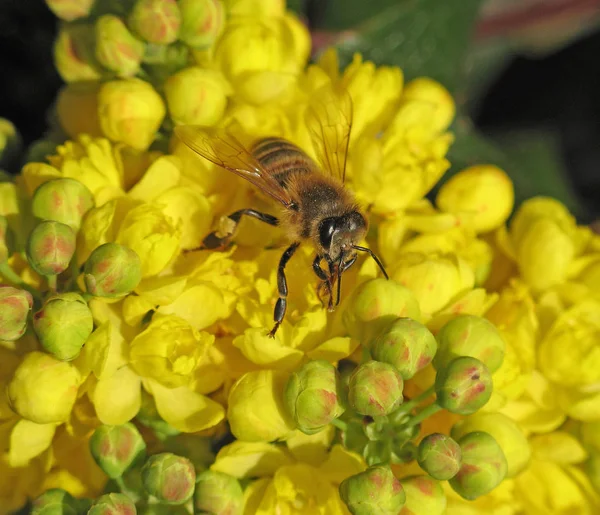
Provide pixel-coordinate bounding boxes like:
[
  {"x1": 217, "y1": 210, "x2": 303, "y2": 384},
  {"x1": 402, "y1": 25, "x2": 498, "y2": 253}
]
[{"x1": 318, "y1": 211, "x2": 367, "y2": 262}]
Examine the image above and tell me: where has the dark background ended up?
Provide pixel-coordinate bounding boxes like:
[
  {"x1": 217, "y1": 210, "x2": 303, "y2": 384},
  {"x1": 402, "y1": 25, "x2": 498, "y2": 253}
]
[{"x1": 0, "y1": 0, "x2": 598, "y2": 223}]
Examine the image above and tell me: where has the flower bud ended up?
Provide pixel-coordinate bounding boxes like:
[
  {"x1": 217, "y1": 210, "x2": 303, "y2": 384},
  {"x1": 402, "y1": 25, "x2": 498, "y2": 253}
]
[
  {"x1": 436, "y1": 165, "x2": 514, "y2": 233},
  {"x1": 433, "y1": 314, "x2": 505, "y2": 373},
  {"x1": 141, "y1": 452, "x2": 196, "y2": 504},
  {"x1": 88, "y1": 493, "x2": 137, "y2": 515},
  {"x1": 95, "y1": 15, "x2": 145, "y2": 77},
  {"x1": 284, "y1": 359, "x2": 345, "y2": 435},
  {"x1": 98, "y1": 79, "x2": 166, "y2": 150},
  {"x1": 348, "y1": 361, "x2": 403, "y2": 417},
  {"x1": 32, "y1": 178, "x2": 95, "y2": 231},
  {"x1": 165, "y1": 67, "x2": 231, "y2": 126},
  {"x1": 179, "y1": 0, "x2": 224, "y2": 49},
  {"x1": 27, "y1": 221, "x2": 76, "y2": 276},
  {"x1": 8, "y1": 351, "x2": 81, "y2": 423},
  {"x1": 45, "y1": 0, "x2": 94, "y2": 21},
  {"x1": 369, "y1": 317, "x2": 437, "y2": 379},
  {"x1": 343, "y1": 278, "x2": 421, "y2": 342},
  {"x1": 340, "y1": 465, "x2": 406, "y2": 515},
  {"x1": 450, "y1": 432, "x2": 507, "y2": 500},
  {"x1": 90, "y1": 423, "x2": 146, "y2": 479},
  {"x1": 128, "y1": 0, "x2": 181, "y2": 44},
  {"x1": 54, "y1": 24, "x2": 102, "y2": 82},
  {"x1": 226, "y1": 0, "x2": 285, "y2": 17},
  {"x1": 33, "y1": 293, "x2": 93, "y2": 361},
  {"x1": 417, "y1": 433, "x2": 461, "y2": 480},
  {"x1": 194, "y1": 470, "x2": 244, "y2": 515},
  {"x1": 435, "y1": 357, "x2": 492, "y2": 415},
  {"x1": 451, "y1": 412, "x2": 530, "y2": 478},
  {"x1": 84, "y1": 243, "x2": 142, "y2": 298},
  {"x1": 31, "y1": 488, "x2": 90, "y2": 515},
  {"x1": 399, "y1": 476, "x2": 446, "y2": 515},
  {"x1": 0, "y1": 118, "x2": 22, "y2": 170},
  {"x1": 0, "y1": 286, "x2": 33, "y2": 341}
]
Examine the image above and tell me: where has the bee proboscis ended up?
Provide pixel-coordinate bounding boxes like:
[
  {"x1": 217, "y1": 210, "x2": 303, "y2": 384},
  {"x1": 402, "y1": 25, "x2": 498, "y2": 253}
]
[{"x1": 175, "y1": 85, "x2": 388, "y2": 337}]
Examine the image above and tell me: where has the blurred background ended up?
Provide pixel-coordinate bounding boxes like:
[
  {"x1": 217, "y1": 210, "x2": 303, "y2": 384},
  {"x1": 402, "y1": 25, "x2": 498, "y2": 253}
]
[{"x1": 0, "y1": 0, "x2": 599, "y2": 223}]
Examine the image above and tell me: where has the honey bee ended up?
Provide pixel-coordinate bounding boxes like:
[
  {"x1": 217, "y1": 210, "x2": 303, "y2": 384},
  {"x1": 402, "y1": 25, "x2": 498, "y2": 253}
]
[{"x1": 175, "y1": 85, "x2": 388, "y2": 337}]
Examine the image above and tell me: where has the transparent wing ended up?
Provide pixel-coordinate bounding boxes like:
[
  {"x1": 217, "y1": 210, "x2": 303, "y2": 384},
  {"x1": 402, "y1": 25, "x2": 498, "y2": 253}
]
[
  {"x1": 175, "y1": 125, "x2": 294, "y2": 207},
  {"x1": 305, "y1": 84, "x2": 353, "y2": 183}
]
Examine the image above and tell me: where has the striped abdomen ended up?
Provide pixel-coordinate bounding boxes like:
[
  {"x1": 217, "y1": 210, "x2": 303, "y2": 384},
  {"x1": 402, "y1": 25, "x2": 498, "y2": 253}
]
[{"x1": 252, "y1": 137, "x2": 317, "y2": 188}]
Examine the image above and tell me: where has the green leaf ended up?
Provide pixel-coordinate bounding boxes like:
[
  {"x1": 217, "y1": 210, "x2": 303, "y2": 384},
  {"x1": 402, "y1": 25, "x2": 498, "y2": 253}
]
[
  {"x1": 325, "y1": 0, "x2": 484, "y2": 93},
  {"x1": 441, "y1": 118, "x2": 586, "y2": 219}
]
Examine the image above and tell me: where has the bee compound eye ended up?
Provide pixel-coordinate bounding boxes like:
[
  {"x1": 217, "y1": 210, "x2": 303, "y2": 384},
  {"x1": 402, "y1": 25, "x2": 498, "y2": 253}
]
[{"x1": 318, "y1": 218, "x2": 337, "y2": 250}]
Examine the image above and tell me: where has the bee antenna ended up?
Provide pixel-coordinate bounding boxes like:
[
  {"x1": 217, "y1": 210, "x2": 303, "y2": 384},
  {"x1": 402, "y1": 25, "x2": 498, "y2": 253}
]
[{"x1": 352, "y1": 245, "x2": 389, "y2": 280}]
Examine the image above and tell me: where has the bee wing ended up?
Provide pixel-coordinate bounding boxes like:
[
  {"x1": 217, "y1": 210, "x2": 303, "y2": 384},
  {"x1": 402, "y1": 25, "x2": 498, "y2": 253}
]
[
  {"x1": 305, "y1": 84, "x2": 353, "y2": 183},
  {"x1": 175, "y1": 125, "x2": 295, "y2": 208}
]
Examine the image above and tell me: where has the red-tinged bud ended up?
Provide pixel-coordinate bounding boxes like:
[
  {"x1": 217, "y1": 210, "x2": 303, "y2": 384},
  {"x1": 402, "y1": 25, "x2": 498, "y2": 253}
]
[
  {"x1": 284, "y1": 359, "x2": 345, "y2": 435},
  {"x1": 417, "y1": 433, "x2": 461, "y2": 480},
  {"x1": 399, "y1": 476, "x2": 446, "y2": 515},
  {"x1": 31, "y1": 488, "x2": 91, "y2": 515},
  {"x1": 0, "y1": 286, "x2": 33, "y2": 341},
  {"x1": 87, "y1": 493, "x2": 137, "y2": 515},
  {"x1": 369, "y1": 317, "x2": 437, "y2": 379},
  {"x1": 449, "y1": 431, "x2": 508, "y2": 500},
  {"x1": 340, "y1": 465, "x2": 406, "y2": 515},
  {"x1": 27, "y1": 221, "x2": 76, "y2": 276},
  {"x1": 128, "y1": 0, "x2": 181, "y2": 44},
  {"x1": 194, "y1": 470, "x2": 244, "y2": 515},
  {"x1": 348, "y1": 360, "x2": 404, "y2": 417},
  {"x1": 179, "y1": 0, "x2": 224, "y2": 49},
  {"x1": 435, "y1": 357, "x2": 492, "y2": 415},
  {"x1": 32, "y1": 178, "x2": 94, "y2": 231},
  {"x1": 90, "y1": 423, "x2": 147, "y2": 479},
  {"x1": 95, "y1": 15, "x2": 146, "y2": 77},
  {"x1": 84, "y1": 243, "x2": 142, "y2": 298},
  {"x1": 141, "y1": 453, "x2": 196, "y2": 505},
  {"x1": 45, "y1": 0, "x2": 95, "y2": 21}
]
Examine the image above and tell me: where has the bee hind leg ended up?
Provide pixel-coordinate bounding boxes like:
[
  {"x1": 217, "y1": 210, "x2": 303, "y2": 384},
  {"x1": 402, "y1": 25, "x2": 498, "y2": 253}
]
[
  {"x1": 186, "y1": 209, "x2": 280, "y2": 252},
  {"x1": 269, "y1": 242, "x2": 300, "y2": 338}
]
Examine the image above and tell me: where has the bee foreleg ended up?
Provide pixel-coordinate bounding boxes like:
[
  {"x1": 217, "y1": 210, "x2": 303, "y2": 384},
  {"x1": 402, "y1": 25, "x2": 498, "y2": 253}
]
[
  {"x1": 268, "y1": 242, "x2": 300, "y2": 338},
  {"x1": 196, "y1": 209, "x2": 280, "y2": 251},
  {"x1": 313, "y1": 255, "x2": 333, "y2": 309}
]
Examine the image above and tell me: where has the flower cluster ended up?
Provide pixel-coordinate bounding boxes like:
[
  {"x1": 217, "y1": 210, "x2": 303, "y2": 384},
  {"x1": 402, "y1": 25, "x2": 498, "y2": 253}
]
[{"x1": 0, "y1": 0, "x2": 598, "y2": 513}]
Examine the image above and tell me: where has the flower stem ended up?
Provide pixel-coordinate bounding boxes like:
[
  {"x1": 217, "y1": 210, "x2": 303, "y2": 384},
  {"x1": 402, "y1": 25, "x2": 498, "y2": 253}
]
[
  {"x1": 403, "y1": 403, "x2": 442, "y2": 429},
  {"x1": 0, "y1": 261, "x2": 25, "y2": 285},
  {"x1": 47, "y1": 274, "x2": 57, "y2": 292},
  {"x1": 330, "y1": 418, "x2": 348, "y2": 432},
  {"x1": 391, "y1": 386, "x2": 435, "y2": 423}
]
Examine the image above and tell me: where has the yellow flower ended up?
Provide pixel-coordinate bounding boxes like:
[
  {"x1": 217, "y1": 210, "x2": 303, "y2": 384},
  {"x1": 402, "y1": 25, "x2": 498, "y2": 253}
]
[
  {"x1": 98, "y1": 79, "x2": 166, "y2": 150},
  {"x1": 225, "y1": 0, "x2": 285, "y2": 17},
  {"x1": 7, "y1": 352, "x2": 82, "y2": 424},
  {"x1": 165, "y1": 67, "x2": 232, "y2": 126},
  {"x1": 436, "y1": 165, "x2": 514, "y2": 233},
  {"x1": 212, "y1": 435, "x2": 365, "y2": 514}
]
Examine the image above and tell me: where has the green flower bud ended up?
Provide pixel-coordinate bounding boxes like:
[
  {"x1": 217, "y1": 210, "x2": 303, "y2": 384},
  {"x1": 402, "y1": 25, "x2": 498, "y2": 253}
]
[
  {"x1": 33, "y1": 293, "x2": 93, "y2": 361},
  {"x1": 435, "y1": 357, "x2": 492, "y2": 415},
  {"x1": 194, "y1": 470, "x2": 244, "y2": 515},
  {"x1": 54, "y1": 24, "x2": 103, "y2": 83},
  {"x1": 417, "y1": 433, "x2": 461, "y2": 480},
  {"x1": 136, "y1": 389, "x2": 181, "y2": 439},
  {"x1": 340, "y1": 465, "x2": 406, "y2": 515},
  {"x1": 141, "y1": 453, "x2": 196, "y2": 505},
  {"x1": 449, "y1": 431, "x2": 508, "y2": 500},
  {"x1": 284, "y1": 359, "x2": 345, "y2": 435},
  {"x1": 96, "y1": 15, "x2": 146, "y2": 77},
  {"x1": 88, "y1": 493, "x2": 137, "y2": 515},
  {"x1": 348, "y1": 361, "x2": 404, "y2": 417},
  {"x1": 128, "y1": 0, "x2": 181, "y2": 44},
  {"x1": 0, "y1": 118, "x2": 22, "y2": 170},
  {"x1": 84, "y1": 243, "x2": 142, "y2": 298},
  {"x1": 399, "y1": 476, "x2": 446, "y2": 515},
  {"x1": 90, "y1": 423, "x2": 147, "y2": 479},
  {"x1": 32, "y1": 178, "x2": 94, "y2": 231},
  {"x1": 45, "y1": 0, "x2": 95, "y2": 21},
  {"x1": 0, "y1": 215, "x2": 9, "y2": 263},
  {"x1": 0, "y1": 286, "x2": 33, "y2": 341},
  {"x1": 31, "y1": 488, "x2": 90, "y2": 515},
  {"x1": 433, "y1": 315, "x2": 505, "y2": 373},
  {"x1": 27, "y1": 221, "x2": 76, "y2": 276},
  {"x1": 179, "y1": 0, "x2": 224, "y2": 49},
  {"x1": 163, "y1": 434, "x2": 214, "y2": 474},
  {"x1": 369, "y1": 318, "x2": 437, "y2": 380},
  {"x1": 343, "y1": 278, "x2": 421, "y2": 342}
]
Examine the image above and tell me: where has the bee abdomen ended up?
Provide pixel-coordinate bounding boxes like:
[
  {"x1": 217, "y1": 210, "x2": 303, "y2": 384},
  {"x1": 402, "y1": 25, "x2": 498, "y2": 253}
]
[{"x1": 252, "y1": 137, "x2": 316, "y2": 186}]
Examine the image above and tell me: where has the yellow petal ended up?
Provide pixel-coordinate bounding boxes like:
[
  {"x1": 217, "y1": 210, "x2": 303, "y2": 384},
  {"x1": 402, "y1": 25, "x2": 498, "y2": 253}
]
[
  {"x1": 212, "y1": 440, "x2": 295, "y2": 478},
  {"x1": 306, "y1": 336, "x2": 359, "y2": 362},
  {"x1": 233, "y1": 328, "x2": 304, "y2": 370},
  {"x1": 147, "y1": 379, "x2": 225, "y2": 432},
  {"x1": 286, "y1": 426, "x2": 335, "y2": 466},
  {"x1": 8, "y1": 419, "x2": 57, "y2": 467},
  {"x1": 127, "y1": 155, "x2": 181, "y2": 202},
  {"x1": 90, "y1": 365, "x2": 141, "y2": 425},
  {"x1": 319, "y1": 444, "x2": 366, "y2": 485},
  {"x1": 530, "y1": 432, "x2": 587, "y2": 465},
  {"x1": 74, "y1": 321, "x2": 128, "y2": 379}
]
